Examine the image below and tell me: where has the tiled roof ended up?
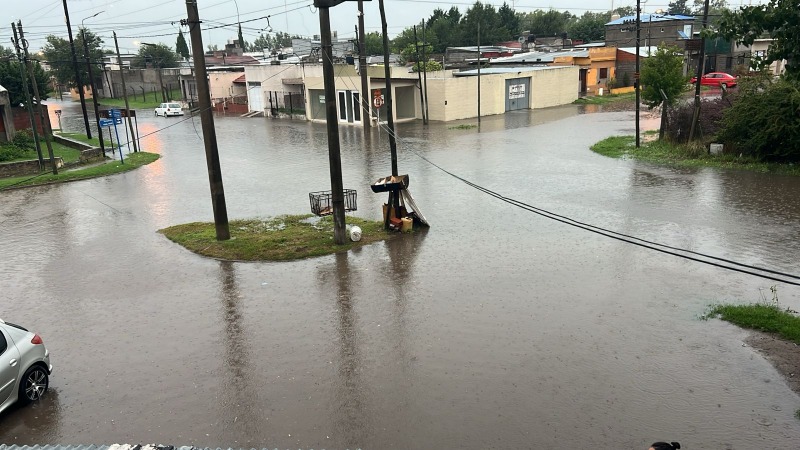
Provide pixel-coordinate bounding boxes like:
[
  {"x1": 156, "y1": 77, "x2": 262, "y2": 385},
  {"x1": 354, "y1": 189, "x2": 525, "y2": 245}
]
[{"x1": 232, "y1": 74, "x2": 246, "y2": 83}]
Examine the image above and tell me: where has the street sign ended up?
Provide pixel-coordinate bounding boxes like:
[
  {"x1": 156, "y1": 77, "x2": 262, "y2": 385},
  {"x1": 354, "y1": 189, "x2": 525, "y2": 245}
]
[
  {"x1": 99, "y1": 119, "x2": 113, "y2": 127},
  {"x1": 114, "y1": 118, "x2": 123, "y2": 125},
  {"x1": 101, "y1": 109, "x2": 135, "y2": 118},
  {"x1": 373, "y1": 95, "x2": 384, "y2": 108},
  {"x1": 110, "y1": 109, "x2": 121, "y2": 119}
]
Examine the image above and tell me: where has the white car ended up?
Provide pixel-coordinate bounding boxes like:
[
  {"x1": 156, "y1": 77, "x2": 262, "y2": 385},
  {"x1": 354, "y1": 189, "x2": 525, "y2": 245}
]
[
  {"x1": 154, "y1": 102, "x2": 184, "y2": 117},
  {"x1": 0, "y1": 319, "x2": 52, "y2": 415}
]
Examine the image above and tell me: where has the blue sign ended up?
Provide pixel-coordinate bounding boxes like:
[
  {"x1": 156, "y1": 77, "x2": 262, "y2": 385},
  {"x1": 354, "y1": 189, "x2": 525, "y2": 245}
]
[
  {"x1": 99, "y1": 119, "x2": 113, "y2": 127},
  {"x1": 110, "y1": 109, "x2": 121, "y2": 119},
  {"x1": 114, "y1": 118, "x2": 123, "y2": 125}
]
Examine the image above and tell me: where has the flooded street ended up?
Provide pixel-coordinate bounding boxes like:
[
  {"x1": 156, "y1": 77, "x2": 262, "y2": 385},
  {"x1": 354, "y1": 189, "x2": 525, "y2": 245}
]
[{"x1": 2, "y1": 101, "x2": 800, "y2": 449}]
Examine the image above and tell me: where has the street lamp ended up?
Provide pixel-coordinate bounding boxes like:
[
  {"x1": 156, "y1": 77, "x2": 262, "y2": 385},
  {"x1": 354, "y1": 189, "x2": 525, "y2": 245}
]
[{"x1": 82, "y1": 11, "x2": 106, "y2": 155}]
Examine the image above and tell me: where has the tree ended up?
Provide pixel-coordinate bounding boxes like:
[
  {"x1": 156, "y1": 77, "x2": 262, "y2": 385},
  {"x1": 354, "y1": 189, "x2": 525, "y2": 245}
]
[
  {"x1": 0, "y1": 57, "x2": 50, "y2": 105},
  {"x1": 132, "y1": 43, "x2": 177, "y2": 69},
  {"x1": 176, "y1": 31, "x2": 190, "y2": 59},
  {"x1": 640, "y1": 44, "x2": 688, "y2": 108},
  {"x1": 411, "y1": 60, "x2": 443, "y2": 72},
  {"x1": 568, "y1": 11, "x2": 610, "y2": 42},
  {"x1": 42, "y1": 29, "x2": 103, "y2": 88},
  {"x1": 364, "y1": 32, "x2": 384, "y2": 56},
  {"x1": 519, "y1": 9, "x2": 571, "y2": 37},
  {"x1": 717, "y1": 0, "x2": 800, "y2": 79},
  {"x1": 497, "y1": 3, "x2": 520, "y2": 36},
  {"x1": 613, "y1": 6, "x2": 637, "y2": 17},
  {"x1": 668, "y1": 0, "x2": 692, "y2": 15}
]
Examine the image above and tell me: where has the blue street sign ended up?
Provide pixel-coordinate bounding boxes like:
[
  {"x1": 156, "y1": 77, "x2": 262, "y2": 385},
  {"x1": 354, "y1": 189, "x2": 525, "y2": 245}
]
[
  {"x1": 114, "y1": 118, "x2": 123, "y2": 125},
  {"x1": 99, "y1": 119, "x2": 113, "y2": 127},
  {"x1": 110, "y1": 109, "x2": 121, "y2": 119}
]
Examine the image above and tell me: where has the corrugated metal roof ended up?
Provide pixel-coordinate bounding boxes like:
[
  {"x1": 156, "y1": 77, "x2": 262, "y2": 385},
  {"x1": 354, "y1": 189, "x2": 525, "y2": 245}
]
[
  {"x1": 490, "y1": 49, "x2": 589, "y2": 64},
  {"x1": 617, "y1": 46, "x2": 660, "y2": 57},
  {"x1": 453, "y1": 66, "x2": 570, "y2": 77},
  {"x1": 606, "y1": 13, "x2": 694, "y2": 25}
]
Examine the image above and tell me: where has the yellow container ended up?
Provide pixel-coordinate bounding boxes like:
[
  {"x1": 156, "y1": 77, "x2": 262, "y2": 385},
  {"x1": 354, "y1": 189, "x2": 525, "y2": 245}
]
[{"x1": 400, "y1": 217, "x2": 413, "y2": 232}]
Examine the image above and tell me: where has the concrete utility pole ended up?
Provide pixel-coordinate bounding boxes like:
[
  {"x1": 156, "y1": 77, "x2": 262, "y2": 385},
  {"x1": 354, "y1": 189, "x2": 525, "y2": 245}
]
[
  {"x1": 477, "y1": 22, "x2": 481, "y2": 126},
  {"x1": 184, "y1": 0, "x2": 230, "y2": 241},
  {"x1": 62, "y1": 0, "x2": 92, "y2": 139},
  {"x1": 82, "y1": 12, "x2": 106, "y2": 156},
  {"x1": 378, "y1": 0, "x2": 398, "y2": 176},
  {"x1": 113, "y1": 32, "x2": 138, "y2": 152},
  {"x1": 689, "y1": 0, "x2": 710, "y2": 142},
  {"x1": 17, "y1": 22, "x2": 57, "y2": 175},
  {"x1": 422, "y1": 19, "x2": 429, "y2": 124},
  {"x1": 357, "y1": 0, "x2": 370, "y2": 133},
  {"x1": 10, "y1": 23, "x2": 43, "y2": 167},
  {"x1": 414, "y1": 25, "x2": 426, "y2": 124},
  {"x1": 317, "y1": 2, "x2": 348, "y2": 244}
]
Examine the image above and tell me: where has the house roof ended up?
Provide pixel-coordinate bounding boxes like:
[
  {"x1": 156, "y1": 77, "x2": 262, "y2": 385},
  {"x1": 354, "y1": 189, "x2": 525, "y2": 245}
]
[
  {"x1": 204, "y1": 55, "x2": 260, "y2": 66},
  {"x1": 232, "y1": 74, "x2": 246, "y2": 83},
  {"x1": 453, "y1": 65, "x2": 569, "y2": 77},
  {"x1": 490, "y1": 49, "x2": 589, "y2": 64},
  {"x1": 617, "y1": 46, "x2": 660, "y2": 57},
  {"x1": 606, "y1": 13, "x2": 694, "y2": 25},
  {"x1": 0, "y1": 84, "x2": 6, "y2": 93}
]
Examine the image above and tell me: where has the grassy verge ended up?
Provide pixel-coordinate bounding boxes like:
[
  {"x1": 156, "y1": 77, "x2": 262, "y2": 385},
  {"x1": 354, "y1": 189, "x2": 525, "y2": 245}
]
[
  {"x1": 574, "y1": 92, "x2": 636, "y2": 105},
  {"x1": 0, "y1": 152, "x2": 160, "y2": 190},
  {"x1": 707, "y1": 303, "x2": 800, "y2": 345},
  {"x1": 58, "y1": 132, "x2": 114, "y2": 148},
  {"x1": 98, "y1": 89, "x2": 182, "y2": 109},
  {"x1": 1, "y1": 141, "x2": 83, "y2": 164},
  {"x1": 160, "y1": 215, "x2": 396, "y2": 261},
  {"x1": 591, "y1": 135, "x2": 800, "y2": 175}
]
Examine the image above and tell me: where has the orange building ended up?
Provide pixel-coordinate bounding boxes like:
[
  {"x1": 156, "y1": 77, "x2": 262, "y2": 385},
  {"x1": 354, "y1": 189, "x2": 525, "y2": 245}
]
[{"x1": 552, "y1": 47, "x2": 617, "y2": 96}]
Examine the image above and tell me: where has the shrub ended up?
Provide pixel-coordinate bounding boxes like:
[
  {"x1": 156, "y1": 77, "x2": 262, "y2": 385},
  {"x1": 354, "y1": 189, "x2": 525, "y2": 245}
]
[
  {"x1": 12, "y1": 129, "x2": 35, "y2": 149},
  {"x1": 664, "y1": 97, "x2": 731, "y2": 144},
  {"x1": 0, "y1": 143, "x2": 28, "y2": 162},
  {"x1": 622, "y1": 72, "x2": 631, "y2": 87},
  {"x1": 718, "y1": 78, "x2": 800, "y2": 162},
  {"x1": 606, "y1": 76, "x2": 617, "y2": 90}
]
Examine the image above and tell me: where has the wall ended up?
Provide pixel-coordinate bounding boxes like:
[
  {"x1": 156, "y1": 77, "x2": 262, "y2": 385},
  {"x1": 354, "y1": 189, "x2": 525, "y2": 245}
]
[
  {"x1": 103, "y1": 68, "x2": 181, "y2": 100},
  {"x1": 0, "y1": 157, "x2": 63, "y2": 177},
  {"x1": 605, "y1": 20, "x2": 694, "y2": 48},
  {"x1": 209, "y1": 72, "x2": 245, "y2": 100},
  {"x1": 12, "y1": 105, "x2": 51, "y2": 134}
]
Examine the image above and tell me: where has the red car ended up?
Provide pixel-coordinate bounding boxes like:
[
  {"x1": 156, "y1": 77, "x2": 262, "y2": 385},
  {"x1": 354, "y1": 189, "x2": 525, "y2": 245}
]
[{"x1": 690, "y1": 72, "x2": 738, "y2": 88}]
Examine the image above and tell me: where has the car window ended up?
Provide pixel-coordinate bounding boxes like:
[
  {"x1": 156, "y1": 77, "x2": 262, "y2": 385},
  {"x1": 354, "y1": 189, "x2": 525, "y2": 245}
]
[
  {"x1": 0, "y1": 331, "x2": 7, "y2": 355},
  {"x1": 169, "y1": 103, "x2": 181, "y2": 108},
  {"x1": 159, "y1": 103, "x2": 166, "y2": 108}
]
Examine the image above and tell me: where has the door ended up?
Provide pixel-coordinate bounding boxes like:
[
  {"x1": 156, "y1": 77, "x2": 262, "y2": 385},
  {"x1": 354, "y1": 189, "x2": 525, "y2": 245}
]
[
  {"x1": 337, "y1": 90, "x2": 358, "y2": 123},
  {"x1": 0, "y1": 330, "x2": 21, "y2": 405},
  {"x1": 505, "y1": 77, "x2": 531, "y2": 111},
  {"x1": 352, "y1": 92, "x2": 361, "y2": 123},
  {"x1": 579, "y1": 69, "x2": 588, "y2": 97},
  {"x1": 247, "y1": 82, "x2": 263, "y2": 112}
]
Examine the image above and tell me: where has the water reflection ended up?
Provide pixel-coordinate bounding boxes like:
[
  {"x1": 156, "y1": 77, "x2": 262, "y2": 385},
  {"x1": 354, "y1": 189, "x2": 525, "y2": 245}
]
[{"x1": 0, "y1": 388, "x2": 62, "y2": 440}]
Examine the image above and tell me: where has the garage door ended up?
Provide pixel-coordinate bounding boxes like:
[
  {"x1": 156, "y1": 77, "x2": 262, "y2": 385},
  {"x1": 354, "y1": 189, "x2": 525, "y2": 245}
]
[
  {"x1": 247, "y1": 82, "x2": 263, "y2": 112},
  {"x1": 505, "y1": 77, "x2": 530, "y2": 111}
]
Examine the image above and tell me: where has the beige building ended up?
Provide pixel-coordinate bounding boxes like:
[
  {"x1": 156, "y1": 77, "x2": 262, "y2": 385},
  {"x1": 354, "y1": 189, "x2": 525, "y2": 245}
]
[{"x1": 242, "y1": 63, "x2": 579, "y2": 124}]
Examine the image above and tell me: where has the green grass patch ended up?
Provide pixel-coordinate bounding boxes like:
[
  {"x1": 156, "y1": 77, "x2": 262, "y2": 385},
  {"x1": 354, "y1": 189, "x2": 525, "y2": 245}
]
[
  {"x1": 98, "y1": 89, "x2": 182, "y2": 109},
  {"x1": 0, "y1": 152, "x2": 160, "y2": 190},
  {"x1": 159, "y1": 214, "x2": 396, "y2": 261},
  {"x1": 573, "y1": 92, "x2": 636, "y2": 105},
  {"x1": 591, "y1": 135, "x2": 800, "y2": 175},
  {"x1": 1, "y1": 140, "x2": 83, "y2": 164},
  {"x1": 449, "y1": 124, "x2": 478, "y2": 130},
  {"x1": 59, "y1": 132, "x2": 114, "y2": 148},
  {"x1": 707, "y1": 303, "x2": 800, "y2": 344}
]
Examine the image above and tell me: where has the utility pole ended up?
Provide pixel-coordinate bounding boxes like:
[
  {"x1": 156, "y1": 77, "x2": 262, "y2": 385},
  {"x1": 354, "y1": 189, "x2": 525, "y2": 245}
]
[
  {"x1": 62, "y1": 0, "x2": 92, "y2": 139},
  {"x1": 477, "y1": 22, "x2": 481, "y2": 126},
  {"x1": 82, "y1": 22, "x2": 106, "y2": 156},
  {"x1": 414, "y1": 25, "x2": 426, "y2": 124},
  {"x1": 422, "y1": 19, "x2": 429, "y2": 125},
  {"x1": 10, "y1": 23, "x2": 43, "y2": 167},
  {"x1": 113, "y1": 32, "x2": 138, "y2": 152},
  {"x1": 635, "y1": 0, "x2": 641, "y2": 147},
  {"x1": 317, "y1": 2, "x2": 347, "y2": 244},
  {"x1": 357, "y1": 0, "x2": 370, "y2": 133},
  {"x1": 689, "y1": 0, "x2": 710, "y2": 142},
  {"x1": 184, "y1": 0, "x2": 231, "y2": 241},
  {"x1": 379, "y1": 0, "x2": 398, "y2": 176},
  {"x1": 17, "y1": 22, "x2": 57, "y2": 175}
]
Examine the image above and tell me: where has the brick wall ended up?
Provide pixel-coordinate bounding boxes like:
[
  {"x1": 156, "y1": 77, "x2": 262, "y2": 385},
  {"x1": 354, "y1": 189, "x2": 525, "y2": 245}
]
[{"x1": 11, "y1": 105, "x2": 52, "y2": 135}]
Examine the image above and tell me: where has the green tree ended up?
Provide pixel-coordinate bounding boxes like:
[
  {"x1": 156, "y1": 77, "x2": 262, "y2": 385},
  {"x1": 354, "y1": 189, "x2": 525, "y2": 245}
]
[
  {"x1": 42, "y1": 29, "x2": 103, "y2": 88},
  {"x1": 668, "y1": 0, "x2": 692, "y2": 15},
  {"x1": 519, "y1": 9, "x2": 572, "y2": 37},
  {"x1": 497, "y1": 3, "x2": 520, "y2": 36},
  {"x1": 568, "y1": 11, "x2": 610, "y2": 42},
  {"x1": 717, "y1": 0, "x2": 799, "y2": 79},
  {"x1": 411, "y1": 60, "x2": 443, "y2": 72},
  {"x1": 133, "y1": 43, "x2": 177, "y2": 69},
  {"x1": 0, "y1": 58, "x2": 50, "y2": 105},
  {"x1": 640, "y1": 44, "x2": 688, "y2": 108},
  {"x1": 460, "y1": 1, "x2": 511, "y2": 45},
  {"x1": 176, "y1": 31, "x2": 190, "y2": 59},
  {"x1": 613, "y1": 6, "x2": 637, "y2": 17},
  {"x1": 249, "y1": 33, "x2": 272, "y2": 52},
  {"x1": 364, "y1": 32, "x2": 384, "y2": 56}
]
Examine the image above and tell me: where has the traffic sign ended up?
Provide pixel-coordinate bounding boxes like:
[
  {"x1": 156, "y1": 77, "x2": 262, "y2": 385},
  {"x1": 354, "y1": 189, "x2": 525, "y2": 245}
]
[
  {"x1": 114, "y1": 118, "x2": 123, "y2": 125},
  {"x1": 99, "y1": 119, "x2": 114, "y2": 127},
  {"x1": 110, "y1": 109, "x2": 121, "y2": 119},
  {"x1": 373, "y1": 94, "x2": 384, "y2": 108}
]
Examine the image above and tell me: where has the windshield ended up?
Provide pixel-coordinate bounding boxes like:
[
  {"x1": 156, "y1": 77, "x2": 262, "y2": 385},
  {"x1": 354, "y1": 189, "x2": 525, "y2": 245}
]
[{"x1": 169, "y1": 103, "x2": 181, "y2": 108}]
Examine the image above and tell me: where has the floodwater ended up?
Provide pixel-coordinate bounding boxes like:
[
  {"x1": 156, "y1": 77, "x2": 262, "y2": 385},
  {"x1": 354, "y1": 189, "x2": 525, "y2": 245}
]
[{"x1": 2, "y1": 100, "x2": 800, "y2": 449}]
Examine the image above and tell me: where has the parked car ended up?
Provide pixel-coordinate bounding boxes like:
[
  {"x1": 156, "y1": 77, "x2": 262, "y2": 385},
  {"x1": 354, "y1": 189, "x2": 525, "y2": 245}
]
[
  {"x1": 690, "y1": 72, "x2": 738, "y2": 88},
  {"x1": 154, "y1": 102, "x2": 184, "y2": 117},
  {"x1": 0, "y1": 319, "x2": 52, "y2": 415}
]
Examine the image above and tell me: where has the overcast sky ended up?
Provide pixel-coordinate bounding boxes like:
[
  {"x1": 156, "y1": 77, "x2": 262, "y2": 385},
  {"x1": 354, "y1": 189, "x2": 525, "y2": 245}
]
[{"x1": 5, "y1": 0, "x2": 767, "y2": 54}]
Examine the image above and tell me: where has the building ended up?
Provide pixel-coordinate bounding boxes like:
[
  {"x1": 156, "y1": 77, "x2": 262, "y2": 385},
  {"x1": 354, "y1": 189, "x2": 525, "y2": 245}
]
[
  {"x1": 605, "y1": 13, "x2": 696, "y2": 48},
  {"x1": 0, "y1": 84, "x2": 14, "y2": 142}
]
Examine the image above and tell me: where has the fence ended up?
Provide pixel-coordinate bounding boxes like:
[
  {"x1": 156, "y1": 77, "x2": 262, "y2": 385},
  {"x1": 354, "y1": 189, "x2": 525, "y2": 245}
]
[{"x1": 263, "y1": 90, "x2": 306, "y2": 117}]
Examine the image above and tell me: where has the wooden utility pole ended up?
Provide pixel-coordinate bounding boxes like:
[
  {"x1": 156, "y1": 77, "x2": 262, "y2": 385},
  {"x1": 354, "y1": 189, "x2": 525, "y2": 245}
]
[
  {"x1": 317, "y1": 3, "x2": 347, "y2": 244},
  {"x1": 422, "y1": 19, "x2": 429, "y2": 124},
  {"x1": 10, "y1": 23, "x2": 43, "y2": 167},
  {"x1": 184, "y1": 0, "x2": 230, "y2": 241},
  {"x1": 635, "y1": 0, "x2": 641, "y2": 147},
  {"x1": 62, "y1": 0, "x2": 92, "y2": 139},
  {"x1": 379, "y1": 0, "x2": 398, "y2": 176},
  {"x1": 414, "y1": 25, "x2": 426, "y2": 124},
  {"x1": 113, "y1": 32, "x2": 138, "y2": 152},
  {"x1": 82, "y1": 28, "x2": 106, "y2": 156},
  {"x1": 357, "y1": 0, "x2": 371, "y2": 133},
  {"x1": 477, "y1": 22, "x2": 481, "y2": 125},
  {"x1": 689, "y1": 0, "x2": 710, "y2": 142},
  {"x1": 18, "y1": 22, "x2": 57, "y2": 175}
]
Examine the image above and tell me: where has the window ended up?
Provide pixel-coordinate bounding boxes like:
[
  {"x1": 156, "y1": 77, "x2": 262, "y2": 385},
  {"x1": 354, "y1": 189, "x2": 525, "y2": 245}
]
[
  {"x1": 0, "y1": 332, "x2": 6, "y2": 355},
  {"x1": 599, "y1": 68, "x2": 608, "y2": 79}
]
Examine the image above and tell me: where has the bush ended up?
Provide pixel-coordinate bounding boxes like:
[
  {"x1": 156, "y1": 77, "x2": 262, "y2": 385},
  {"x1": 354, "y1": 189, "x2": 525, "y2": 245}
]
[
  {"x1": 622, "y1": 72, "x2": 631, "y2": 87},
  {"x1": 664, "y1": 97, "x2": 730, "y2": 144},
  {"x1": 12, "y1": 129, "x2": 35, "y2": 150},
  {"x1": 718, "y1": 78, "x2": 800, "y2": 162},
  {"x1": 606, "y1": 76, "x2": 617, "y2": 90},
  {"x1": 0, "y1": 143, "x2": 28, "y2": 162}
]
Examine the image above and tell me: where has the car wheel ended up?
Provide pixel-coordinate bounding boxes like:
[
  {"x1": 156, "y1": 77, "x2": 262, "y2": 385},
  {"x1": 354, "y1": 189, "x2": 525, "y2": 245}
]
[{"x1": 19, "y1": 365, "x2": 48, "y2": 404}]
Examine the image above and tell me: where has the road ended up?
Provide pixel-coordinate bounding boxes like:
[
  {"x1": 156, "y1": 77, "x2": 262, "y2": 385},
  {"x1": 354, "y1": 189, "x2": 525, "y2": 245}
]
[{"x1": 2, "y1": 101, "x2": 799, "y2": 449}]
